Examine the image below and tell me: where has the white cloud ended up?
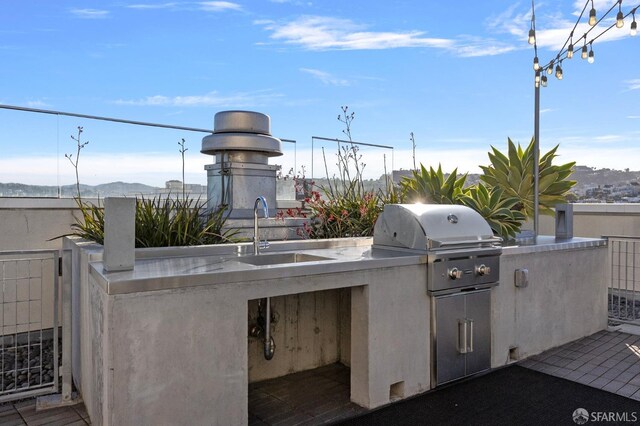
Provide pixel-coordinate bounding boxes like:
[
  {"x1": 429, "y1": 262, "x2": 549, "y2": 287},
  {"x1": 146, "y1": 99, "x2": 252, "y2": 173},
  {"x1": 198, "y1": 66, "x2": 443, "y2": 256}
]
[
  {"x1": 198, "y1": 1, "x2": 242, "y2": 12},
  {"x1": 70, "y1": 9, "x2": 110, "y2": 19},
  {"x1": 25, "y1": 100, "x2": 50, "y2": 108},
  {"x1": 113, "y1": 90, "x2": 284, "y2": 107},
  {"x1": 258, "y1": 16, "x2": 453, "y2": 50},
  {"x1": 300, "y1": 68, "x2": 349, "y2": 86},
  {"x1": 127, "y1": 3, "x2": 179, "y2": 9},
  {"x1": 257, "y1": 15, "x2": 517, "y2": 57},
  {"x1": 628, "y1": 115, "x2": 640, "y2": 119},
  {"x1": 626, "y1": 79, "x2": 640, "y2": 91}
]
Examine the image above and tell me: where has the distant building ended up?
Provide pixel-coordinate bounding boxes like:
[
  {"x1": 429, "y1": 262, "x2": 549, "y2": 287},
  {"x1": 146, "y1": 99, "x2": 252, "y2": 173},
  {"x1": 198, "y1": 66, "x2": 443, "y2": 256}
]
[
  {"x1": 392, "y1": 170, "x2": 413, "y2": 184},
  {"x1": 166, "y1": 180, "x2": 183, "y2": 190}
]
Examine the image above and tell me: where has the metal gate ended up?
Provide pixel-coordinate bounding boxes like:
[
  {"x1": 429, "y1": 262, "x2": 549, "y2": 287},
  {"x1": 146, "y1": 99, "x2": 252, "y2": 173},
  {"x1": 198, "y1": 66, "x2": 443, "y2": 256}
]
[
  {"x1": 0, "y1": 250, "x2": 59, "y2": 402},
  {"x1": 608, "y1": 236, "x2": 640, "y2": 325}
]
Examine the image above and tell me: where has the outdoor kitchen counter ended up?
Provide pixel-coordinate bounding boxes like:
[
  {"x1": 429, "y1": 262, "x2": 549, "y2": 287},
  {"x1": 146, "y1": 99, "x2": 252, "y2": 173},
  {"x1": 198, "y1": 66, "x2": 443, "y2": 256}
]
[
  {"x1": 502, "y1": 235, "x2": 606, "y2": 255},
  {"x1": 88, "y1": 235, "x2": 607, "y2": 295},
  {"x1": 88, "y1": 237, "x2": 427, "y2": 295},
  {"x1": 72, "y1": 235, "x2": 609, "y2": 426}
]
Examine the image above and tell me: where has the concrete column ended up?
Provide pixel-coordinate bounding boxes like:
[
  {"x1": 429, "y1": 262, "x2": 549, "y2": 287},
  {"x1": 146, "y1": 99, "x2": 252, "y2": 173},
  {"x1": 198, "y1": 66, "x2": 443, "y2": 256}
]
[{"x1": 103, "y1": 197, "x2": 135, "y2": 272}]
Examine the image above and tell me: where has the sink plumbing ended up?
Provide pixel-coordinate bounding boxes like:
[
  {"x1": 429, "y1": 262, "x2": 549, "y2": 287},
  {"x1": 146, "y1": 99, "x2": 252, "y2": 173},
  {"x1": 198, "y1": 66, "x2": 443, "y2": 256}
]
[{"x1": 250, "y1": 196, "x2": 276, "y2": 360}]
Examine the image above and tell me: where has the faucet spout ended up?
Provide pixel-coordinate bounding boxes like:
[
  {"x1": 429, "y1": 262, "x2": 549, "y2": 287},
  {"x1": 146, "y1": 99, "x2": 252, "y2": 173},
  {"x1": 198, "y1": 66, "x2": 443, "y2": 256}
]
[{"x1": 254, "y1": 196, "x2": 269, "y2": 255}]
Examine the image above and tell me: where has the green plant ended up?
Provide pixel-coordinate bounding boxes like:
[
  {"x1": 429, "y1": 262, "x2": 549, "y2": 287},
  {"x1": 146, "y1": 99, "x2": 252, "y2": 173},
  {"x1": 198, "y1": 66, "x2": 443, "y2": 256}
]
[
  {"x1": 480, "y1": 138, "x2": 576, "y2": 218},
  {"x1": 458, "y1": 183, "x2": 526, "y2": 240},
  {"x1": 71, "y1": 198, "x2": 105, "y2": 244},
  {"x1": 301, "y1": 106, "x2": 395, "y2": 239},
  {"x1": 400, "y1": 164, "x2": 467, "y2": 204},
  {"x1": 69, "y1": 196, "x2": 238, "y2": 247}
]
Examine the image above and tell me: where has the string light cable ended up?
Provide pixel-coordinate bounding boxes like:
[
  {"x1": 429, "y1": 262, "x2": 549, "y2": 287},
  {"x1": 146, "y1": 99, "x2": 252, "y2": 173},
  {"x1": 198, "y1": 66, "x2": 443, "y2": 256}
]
[{"x1": 531, "y1": 0, "x2": 639, "y2": 83}]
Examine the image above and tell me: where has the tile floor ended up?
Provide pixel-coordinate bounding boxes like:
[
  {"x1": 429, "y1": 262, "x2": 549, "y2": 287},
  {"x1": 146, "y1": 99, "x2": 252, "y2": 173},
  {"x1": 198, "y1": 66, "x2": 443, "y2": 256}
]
[
  {"x1": 1, "y1": 328, "x2": 639, "y2": 425},
  {"x1": 520, "y1": 329, "x2": 640, "y2": 401}
]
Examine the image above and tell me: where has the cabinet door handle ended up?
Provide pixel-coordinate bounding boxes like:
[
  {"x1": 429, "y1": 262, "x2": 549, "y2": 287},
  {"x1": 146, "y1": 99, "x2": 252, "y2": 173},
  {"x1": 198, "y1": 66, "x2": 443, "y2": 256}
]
[
  {"x1": 467, "y1": 319, "x2": 474, "y2": 353},
  {"x1": 457, "y1": 319, "x2": 468, "y2": 354}
]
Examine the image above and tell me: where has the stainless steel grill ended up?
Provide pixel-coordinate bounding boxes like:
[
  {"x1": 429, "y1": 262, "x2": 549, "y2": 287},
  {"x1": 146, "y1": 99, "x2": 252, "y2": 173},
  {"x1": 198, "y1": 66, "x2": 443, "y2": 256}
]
[{"x1": 373, "y1": 204, "x2": 502, "y2": 386}]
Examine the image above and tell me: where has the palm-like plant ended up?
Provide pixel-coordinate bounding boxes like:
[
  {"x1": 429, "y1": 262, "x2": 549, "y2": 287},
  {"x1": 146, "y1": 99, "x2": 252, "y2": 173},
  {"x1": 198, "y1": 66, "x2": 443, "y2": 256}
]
[
  {"x1": 480, "y1": 138, "x2": 576, "y2": 218},
  {"x1": 458, "y1": 183, "x2": 526, "y2": 240},
  {"x1": 400, "y1": 164, "x2": 467, "y2": 204}
]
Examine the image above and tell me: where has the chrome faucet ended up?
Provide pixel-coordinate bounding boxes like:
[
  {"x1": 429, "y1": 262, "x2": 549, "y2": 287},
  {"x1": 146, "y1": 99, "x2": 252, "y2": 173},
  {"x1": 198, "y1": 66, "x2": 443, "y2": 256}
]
[{"x1": 253, "y1": 196, "x2": 269, "y2": 255}]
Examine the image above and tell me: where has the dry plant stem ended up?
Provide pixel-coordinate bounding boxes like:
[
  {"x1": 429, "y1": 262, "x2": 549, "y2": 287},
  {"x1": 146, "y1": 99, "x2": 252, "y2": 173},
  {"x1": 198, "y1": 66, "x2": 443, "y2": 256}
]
[
  {"x1": 178, "y1": 138, "x2": 188, "y2": 199},
  {"x1": 410, "y1": 132, "x2": 417, "y2": 171},
  {"x1": 65, "y1": 126, "x2": 89, "y2": 200}
]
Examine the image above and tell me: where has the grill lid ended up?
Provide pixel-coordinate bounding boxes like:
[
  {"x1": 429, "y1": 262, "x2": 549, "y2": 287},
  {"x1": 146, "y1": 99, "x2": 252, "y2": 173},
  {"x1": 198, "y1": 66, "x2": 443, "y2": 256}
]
[{"x1": 373, "y1": 204, "x2": 501, "y2": 251}]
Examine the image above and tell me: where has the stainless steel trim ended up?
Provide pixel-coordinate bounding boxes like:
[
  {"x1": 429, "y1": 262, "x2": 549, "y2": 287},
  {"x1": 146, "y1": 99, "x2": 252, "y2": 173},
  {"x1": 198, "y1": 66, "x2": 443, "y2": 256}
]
[
  {"x1": 468, "y1": 319, "x2": 474, "y2": 353},
  {"x1": 458, "y1": 320, "x2": 468, "y2": 354}
]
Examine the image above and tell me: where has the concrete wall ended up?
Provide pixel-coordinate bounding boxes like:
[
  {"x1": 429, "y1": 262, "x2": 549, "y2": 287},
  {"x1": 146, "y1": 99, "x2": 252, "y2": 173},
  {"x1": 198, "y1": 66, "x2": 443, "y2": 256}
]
[
  {"x1": 538, "y1": 204, "x2": 640, "y2": 238},
  {"x1": 248, "y1": 290, "x2": 344, "y2": 383},
  {"x1": 71, "y1": 238, "x2": 430, "y2": 425},
  {"x1": 0, "y1": 198, "x2": 81, "y2": 251},
  {"x1": 492, "y1": 245, "x2": 608, "y2": 367}
]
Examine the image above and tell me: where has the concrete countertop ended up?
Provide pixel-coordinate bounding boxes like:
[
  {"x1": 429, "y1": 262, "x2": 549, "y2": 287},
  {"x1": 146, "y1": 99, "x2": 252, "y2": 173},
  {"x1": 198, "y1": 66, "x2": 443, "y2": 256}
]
[
  {"x1": 88, "y1": 235, "x2": 606, "y2": 295},
  {"x1": 89, "y1": 238, "x2": 426, "y2": 295},
  {"x1": 502, "y1": 236, "x2": 606, "y2": 255}
]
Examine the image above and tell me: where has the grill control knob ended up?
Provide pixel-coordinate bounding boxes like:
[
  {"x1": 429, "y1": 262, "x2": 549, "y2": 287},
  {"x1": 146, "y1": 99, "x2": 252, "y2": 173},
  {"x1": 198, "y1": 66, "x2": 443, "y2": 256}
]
[
  {"x1": 448, "y1": 268, "x2": 462, "y2": 280},
  {"x1": 475, "y1": 264, "x2": 491, "y2": 276}
]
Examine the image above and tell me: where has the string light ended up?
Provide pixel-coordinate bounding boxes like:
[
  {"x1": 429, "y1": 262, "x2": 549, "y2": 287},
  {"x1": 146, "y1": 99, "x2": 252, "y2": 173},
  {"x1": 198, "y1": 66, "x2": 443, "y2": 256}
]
[
  {"x1": 531, "y1": 0, "x2": 639, "y2": 88},
  {"x1": 589, "y1": 0, "x2": 597, "y2": 25},
  {"x1": 555, "y1": 61, "x2": 564, "y2": 79},
  {"x1": 529, "y1": 0, "x2": 537, "y2": 44},
  {"x1": 617, "y1": 0, "x2": 625, "y2": 27},
  {"x1": 567, "y1": 33, "x2": 574, "y2": 58}
]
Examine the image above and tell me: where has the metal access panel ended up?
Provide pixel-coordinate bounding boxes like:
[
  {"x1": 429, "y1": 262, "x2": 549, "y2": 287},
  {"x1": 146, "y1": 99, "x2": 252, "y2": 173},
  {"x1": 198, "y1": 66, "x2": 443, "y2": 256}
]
[{"x1": 432, "y1": 289, "x2": 491, "y2": 386}]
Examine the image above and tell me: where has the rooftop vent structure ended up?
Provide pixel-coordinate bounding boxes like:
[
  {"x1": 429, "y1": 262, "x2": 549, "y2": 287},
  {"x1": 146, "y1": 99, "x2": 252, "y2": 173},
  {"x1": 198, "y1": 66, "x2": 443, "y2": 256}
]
[{"x1": 201, "y1": 111, "x2": 283, "y2": 218}]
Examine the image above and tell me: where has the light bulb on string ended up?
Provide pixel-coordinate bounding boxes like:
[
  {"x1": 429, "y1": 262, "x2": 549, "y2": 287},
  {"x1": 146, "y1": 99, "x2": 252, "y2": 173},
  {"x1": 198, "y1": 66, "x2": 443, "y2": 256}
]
[
  {"x1": 535, "y1": 73, "x2": 541, "y2": 87},
  {"x1": 528, "y1": 28, "x2": 536, "y2": 44},
  {"x1": 555, "y1": 62, "x2": 563, "y2": 80},
  {"x1": 533, "y1": 56, "x2": 540, "y2": 71},
  {"x1": 541, "y1": 75, "x2": 548, "y2": 87},
  {"x1": 547, "y1": 59, "x2": 554, "y2": 75},
  {"x1": 632, "y1": 13, "x2": 638, "y2": 36},
  {"x1": 588, "y1": 44, "x2": 595, "y2": 63},
  {"x1": 567, "y1": 35, "x2": 574, "y2": 59},
  {"x1": 589, "y1": 0, "x2": 597, "y2": 26},
  {"x1": 581, "y1": 42, "x2": 588, "y2": 59},
  {"x1": 616, "y1": 1, "x2": 624, "y2": 28}
]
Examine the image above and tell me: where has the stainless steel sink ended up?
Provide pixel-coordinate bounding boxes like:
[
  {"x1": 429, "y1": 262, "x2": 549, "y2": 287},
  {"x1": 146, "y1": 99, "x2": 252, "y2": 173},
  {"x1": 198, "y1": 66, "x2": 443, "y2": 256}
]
[{"x1": 236, "y1": 252, "x2": 333, "y2": 266}]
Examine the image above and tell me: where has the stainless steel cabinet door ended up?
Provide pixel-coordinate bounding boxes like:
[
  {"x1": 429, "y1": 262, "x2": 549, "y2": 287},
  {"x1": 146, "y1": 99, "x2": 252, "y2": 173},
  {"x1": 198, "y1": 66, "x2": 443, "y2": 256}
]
[
  {"x1": 464, "y1": 289, "x2": 491, "y2": 376},
  {"x1": 434, "y1": 293, "x2": 466, "y2": 385}
]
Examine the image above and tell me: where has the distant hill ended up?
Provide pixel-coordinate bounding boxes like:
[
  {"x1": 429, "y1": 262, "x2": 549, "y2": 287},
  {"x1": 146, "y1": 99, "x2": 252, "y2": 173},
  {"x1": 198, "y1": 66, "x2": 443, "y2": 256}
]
[
  {"x1": 2, "y1": 165, "x2": 640, "y2": 200},
  {"x1": 0, "y1": 182, "x2": 160, "y2": 198}
]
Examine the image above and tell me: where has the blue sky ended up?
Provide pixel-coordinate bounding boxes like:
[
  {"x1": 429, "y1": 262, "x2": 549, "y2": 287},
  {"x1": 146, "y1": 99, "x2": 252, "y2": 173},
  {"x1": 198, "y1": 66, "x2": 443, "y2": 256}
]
[{"x1": 1, "y1": 0, "x2": 639, "y2": 186}]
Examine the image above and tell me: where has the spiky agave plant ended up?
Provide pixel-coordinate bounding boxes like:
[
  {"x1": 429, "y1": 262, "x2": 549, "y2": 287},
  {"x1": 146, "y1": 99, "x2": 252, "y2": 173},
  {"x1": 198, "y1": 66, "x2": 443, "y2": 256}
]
[
  {"x1": 400, "y1": 164, "x2": 467, "y2": 204},
  {"x1": 479, "y1": 138, "x2": 576, "y2": 219},
  {"x1": 458, "y1": 183, "x2": 526, "y2": 240}
]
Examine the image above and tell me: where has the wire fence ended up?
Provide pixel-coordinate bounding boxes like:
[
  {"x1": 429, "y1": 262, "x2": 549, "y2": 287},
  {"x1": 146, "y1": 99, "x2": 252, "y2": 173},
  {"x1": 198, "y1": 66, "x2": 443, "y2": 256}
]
[
  {"x1": 0, "y1": 250, "x2": 59, "y2": 402},
  {"x1": 607, "y1": 236, "x2": 640, "y2": 325}
]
